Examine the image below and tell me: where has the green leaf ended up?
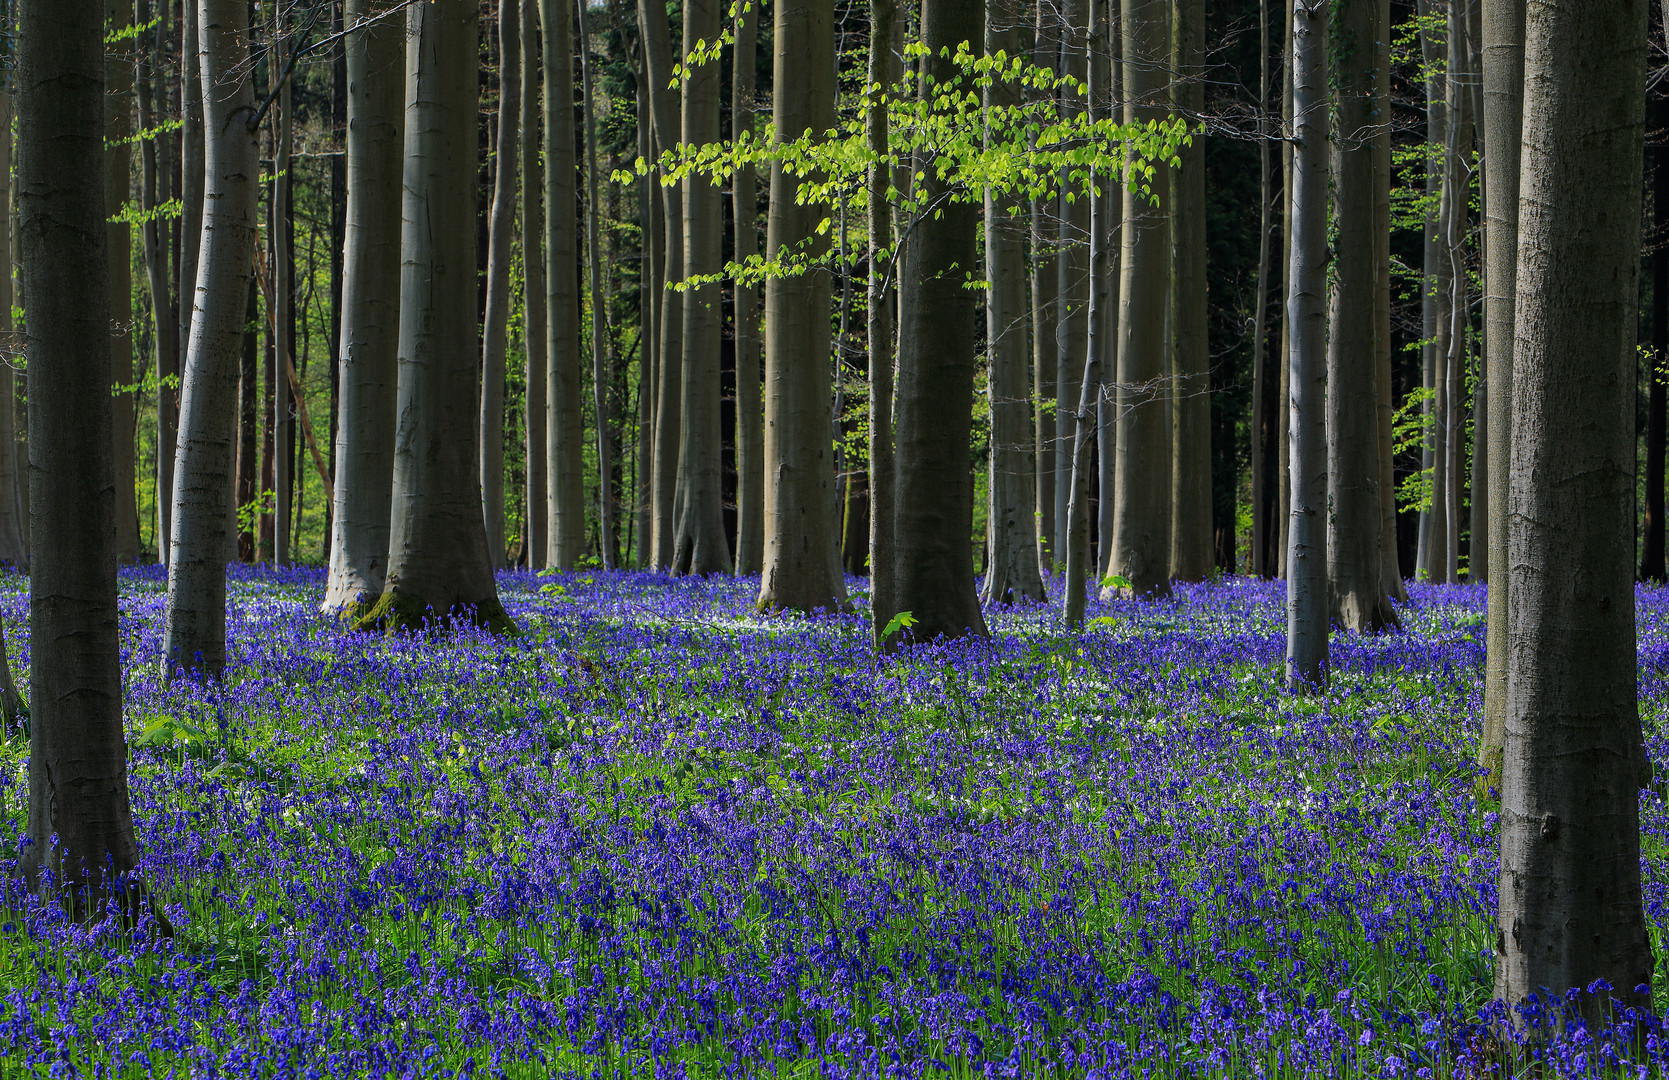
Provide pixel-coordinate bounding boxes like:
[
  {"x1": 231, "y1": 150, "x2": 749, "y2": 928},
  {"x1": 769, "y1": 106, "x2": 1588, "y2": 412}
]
[
  {"x1": 881, "y1": 610, "x2": 917, "y2": 640},
  {"x1": 1100, "y1": 573, "x2": 1132, "y2": 591}
]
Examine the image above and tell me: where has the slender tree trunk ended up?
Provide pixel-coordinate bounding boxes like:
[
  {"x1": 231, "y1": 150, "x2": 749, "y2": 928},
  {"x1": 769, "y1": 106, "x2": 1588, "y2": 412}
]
[
  {"x1": 1478, "y1": 0, "x2": 1523, "y2": 789},
  {"x1": 670, "y1": 0, "x2": 730, "y2": 574},
  {"x1": 1107, "y1": 0, "x2": 1172, "y2": 599},
  {"x1": 323, "y1": 0, "x2": 402, "y2": 616},
  {"x1": 480, "y1": 0, "x2": 518, "y2": 570},
  {"x1": 18, "y1": 0, "x2": 143, "y2": 908},
  {"x1": 733, "y1": 0, "x2": 763, "y2": 576},
  {"x1": 890, "y1": 0, "x2": 989, "y2": 646},
  {"x1": 637, "y1": 0, "x2": 681, "y2": 569},
  {"x1": 362, "y1": 0, "x2": 511, "y2": 633},
  {"x1": 137, "y1": 0, "x2": 178, "y2": 565},
  {"x1": 1495, "y1": 0, "x2": 1652, "y2": 1018},
  {"x1": 1054, "y1": 0, "x2": 1090, "y2": 559},
  {"x1": 271, "y1": 52, "x2": 291, "y2": 568},
  {"x1": 1168, "y1": 0, "x2": 1209, "y2": 582},
  {"x1": 1443, "y1": 0, "x2": 1472, "y2": 583},
  {"x1": 1646, "y1": 95, "x2": 1668, "y2": 584},
  {"x1": 236, "y1": 279, "x2": 256, "y2": 560},
  {"x1": 178, "y1": 0, "x2": 201, "y2": 459},
  {"x1": 1032, "y1": 8, "x2": 1058, "y2": 574},
  {"x1": 576, "y1": 0, "x2": 612, "y2": 568},
  {"x1": 106, "y1": 0, "x2": 140, "y2": 561},
  {"x1": 522, "y1": 0, "x2": 546, "y2": 568},
  {"x1": 868, "y1": 0, "x2": 899, "y2": 640},
  {"x1": 1416, "y1": 0, "x2": 1448, "y2": 583},
  {"x1": 1285, "y1": 0, "x2": 1328, "y2": 689},
  {"x1": 162, "y1": 0, "x2": 256, "y2": 680},
  {"x1": 541, "y1": 0, "x2": 584, "y2": 567},
  {"x1": 981, "y1": 0, "x2": 1045, "y2": 606},
  {"x1": 633, "y1": 64, "x2": 655, "y2": 567},
  {"x1": 1249, "y1": 0, "x2": 1272, "y2": 579},
  {"x1": 757, "y1": 0, "x2": 843, "y2": 609},
  {"x1": 0, "y1": 71, "x2": 26, "y2": 568},
  {"x1": 1374, "y1": 0, "x2": 1405, "y2": 605},
  {"x1": 1276, "y1": 0, "x2": 1293, "y2": 578},
  {"x1": 1325, "y1": 0, "x2": 1396, "y2": 632}
]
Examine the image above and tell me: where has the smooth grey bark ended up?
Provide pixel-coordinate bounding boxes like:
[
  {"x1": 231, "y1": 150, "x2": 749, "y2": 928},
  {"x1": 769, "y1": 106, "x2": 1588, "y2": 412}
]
[
  {"x1": 576, "y1": 0, "x2": 612, "y2": 568},
  {"x1": 1275, "y1": 0, "x2": 1292, "y2": 577},
  {"x1": 1031, "y1": 3, "x2": 1058, "y2": 573},
  {"x1": 162, "y1": 0, "x2": 259, "y2": 681},
  {"x1": 1169, "y1": 0, "x2": 1210, "y2": 582},
  {"x1": 1325, "y1": 0, "x2": 1397, "y2": 632},
  {"x1": 18, "y1": 0, "x2": 142, "y2": 908},
  {"x1": 136, "y1": 0, "x2": 177, "y2": 566},
  {"x1": 1054, "y1": 0, "x2": 1090, "y2": 558},
  {"x1": 1442, "y1": 0, "x2": 1472, "y2": 584},
  {"x1": 758, "y1": 0, "x2": 844, "y2": 610},
  {"x1": 542, "y1": 0, "x2": 584, "y2": 567},
  {"x1": 633, "y1": 65, "x2": 655, "y2": 566},
  {"x1": 1106, "y1": 0, "x2": 1172, "y2": 600},
  {"x1": 1284, "y1": 0, "x2": 1328, "y2": 689},
  {"x1": 890, "y1": 0, "x2": 989, "y2": 646},
  {"x1": 1415, "y1": 0, "x2": 1448, "y2": 583},
  {"x1": 733, "y1": 0, "x2": 763, "y2": 576},
  {"x1": 1249, "y1": 0, "x2": 1272, "y2": 578},
  {"x1": 522, "y1": 0, "x2": 546, "y2": 568},
  {"x1": 868, "y1": 0, "x2": 900, "y2": 641},
  {"x1": 272, "y1": 55, "x2": 292, "y2": 568},
  {"x1": 1495, "y1": 0, "x2": 1651, "y2": 1018},
  {"x1": 638, "y1": 0, "x2": 681, "y2": 569},
  {"x1": 362, "y1": 0, "x2": 511, "y2": 633},
  {"x1": 106, "y1": 0, "x2": 140, "y2": 562},
  {"x1": 671, "y1": 0, "x2": 731, "y2": 575},
  {"x1": 323, "y1": 0, "x2": 402, "y2": 617},
  {"x1": 1478, "y1": 0, "x2": 1523, "y2": 791},
  {"x1": 480, "y1": 0, "x2": 518, "y2": 571},
  {"x1": 177, "y1": 0, "x2": 202, "y2": 410},
  {"x1": 982, "y1": 0, "x2": 1045, "y2": 607},
  {"x1": 0, "y1": 79, "x2": 26, "y2": 568}
]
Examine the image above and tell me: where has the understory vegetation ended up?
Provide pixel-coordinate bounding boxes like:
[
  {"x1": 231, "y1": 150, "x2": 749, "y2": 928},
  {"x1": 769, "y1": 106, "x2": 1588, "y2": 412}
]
[{"x1": 0, "y1": 568, "x2": 1666, "y2": 1077}]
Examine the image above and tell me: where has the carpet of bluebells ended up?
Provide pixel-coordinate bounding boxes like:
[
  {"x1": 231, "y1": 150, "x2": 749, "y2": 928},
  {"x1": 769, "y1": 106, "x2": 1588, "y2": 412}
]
[{"x1": 1, "y1": 567, "x2": 1668, "y2": 1078}]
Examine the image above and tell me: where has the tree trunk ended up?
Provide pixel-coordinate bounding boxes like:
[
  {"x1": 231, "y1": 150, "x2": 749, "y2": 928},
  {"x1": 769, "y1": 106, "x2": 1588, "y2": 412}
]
[
  {"x1": 1478, "y1": 0, "x2": 1524, "y2": 790},
  {"x1": 1374, "y1": 0, "x2": 1405, "y2": 604},
  {"x1": 633, "y1": 62, "x2": 654, "y2": 567},
  {"x1": 1646, "y1": 92, "x2": 1668, "y2": 584},
  {"x1": 757, "y1": 0, "x2": 844, "y2": 610},
  {"x1": 637, "y1": 0, "x2": 681, "y2": 569},
  {"x1": 161, "y1": 0, "x2": 258, "y2": 680},
  {"x1": 1284, "y1": 0, "x2": 1328, "y2": 689},
  {"x1": 868, "y1": 0, "x2": 900, "y2": 641},
  {"x1": 1443, "y1": 0, "x2": 1472, "y2": 584},
  {"x1": 106, "y1": 0, "x2": 139, "y2": 561},
  {"x1": 522, "y1": 0, "x2": 546, "y2": 568},
  {"x1": 0, "y1": 74, "x2": 25, "y2": 568},
  {"x1": 670, "y1": 0, "x2": 731, "y2": 575},
  {"x1": 478, "y1": 0, "x2": 517, "y2": 570},
  {"x1": 271, "y1": 50, "x2": 292, "y2": 568},
  {"x1": 236, "y1": 278, "x2": 256, "y2": 560},
  {"x1": 1249, "y1": 0, "x2": 1272, "y2": 579},
  {"x1": 889, "y1": 0, "x2": 989, "y2": 646},
  {"x1": 540, "y1": 0, "x2": 583, "y2": 567},
  {"x1": 360, "y1": 0, "x2": 511, "y2": 633},
  {"x1": 18, "y1": 0, "x2": 143, "y2": 909},
  {"x1": 1415, "y1": 0, "x2": 1448, "y2": 584},
  {"x1": 1496, "y1": 0, "x2": 1652, "y2": 1019},
  {"x1": 1276, "y1": 0, "x2": 1293, "y2": 579},
  {"x1": 1031, "y1": 3, "x2": 1058, "y2": 573},
  {"x1": 1054, "y1": 0, "x2": 1090, "y2": 559},
  {"x1": 1325, "y1": 0, "x2": 1397, "y2": 632},
  {"x1": 177, "y1": 0, "x2": 202, "y2": 468},
  {"x1": 1168, "y1": 0, "x2": 1209, "y2": 583},
  {"x1": 137, "y1": 0, "x2": 178, "y2": 566},
  {"x1": 1107, "y1": 0, "x2": 1172, "y2": 600},
  {"x1": 733, "y1": 0, "x2": 763, "y2": 576},
  {"x1": 323, "y1": 0, "x2": 402, "y2": 617},
  {"x1": 980, "y1": 0, "x2": 1045, "y2": 606},
  {"x1": 576, "y1": 0, "x2": 613, "y2": 568}
]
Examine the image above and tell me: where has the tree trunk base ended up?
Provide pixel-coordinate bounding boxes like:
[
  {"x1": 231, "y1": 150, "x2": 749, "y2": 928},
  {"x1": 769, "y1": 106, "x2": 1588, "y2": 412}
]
[{"x1": 354, "y1": 588, "x2": 518, "y2": 636}]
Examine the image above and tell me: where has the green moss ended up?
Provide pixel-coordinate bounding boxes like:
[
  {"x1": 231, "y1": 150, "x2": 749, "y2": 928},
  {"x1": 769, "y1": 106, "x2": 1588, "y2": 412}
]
[{"x1": 353, "y1": 588, "x2": 520, "y2": 636}]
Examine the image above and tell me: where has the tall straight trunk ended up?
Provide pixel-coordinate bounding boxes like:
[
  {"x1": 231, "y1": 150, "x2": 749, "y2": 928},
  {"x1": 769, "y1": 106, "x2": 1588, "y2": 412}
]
[
  {"x1": 1285, "y1": 0, "x2": 1328, "y2": 689},
  {"x1": 161, "y1": 0, "x2": 258, "y2": 679},
  {"x1": 324, "y1": 0, "x2": 403, "y2": 615},
  {"x1": 1169, "y1": 0, "x2": 1209, "y2": 582},
  {"x1": 236, "y1": 279, "x2": 257, "y2": 560},
  {"x1": 1325, "y1": 0, "x2": 1396, "y2": 632},
  {"x1": 18, "y1": 0, "x2": 142, "y2": 906},
  {"x1": 272, "y1": 58, "x2": 292, "y2": 567},
  {"x1": 633, "y1": 66, "x2": 655, "y2": 567},
  {"x1": 732, "y1": 0, "x2": 763, "y2": 576},
  {"x1": 637, "y1": 0, "x2": 681, "y2": 569},
  {"x1": 1478, "y1": 0, "x2": 1523, "y2": 789},
  {"x1": 362, "y1": 0, "x2": 511, "y2": 633},
  {"x1": 1107, "y1": 0, "x2": 1172, "y2": 599},
  {"x1": 1276, "y1": 0, "x2": 1292, "y2": 578},
  {"x1": 137, "y1": 0, "x2": 178, "y2": 565},
  {"x1": 177, "y1": 0, "x2": 202, "y2": 445},
  {"x1": 1443, "y1": 0, "x2": 1472, "y2": 583},
  {"x1": 1031, "y1": 6, "x2": 1058, "y2": 573},
  {"x1": 480, "y1": 0, "x2": 518, "y2": 570},
  {"x1": 106, "y1": 0, "x2": 139, "y2": 561},
  {"x1": 1249, "y1": 0, "x2": 1272, "y2": 579},
  {"x1": 671, "y1": 0, "x2": 730, "y2": 574},
  {"x1": 522, "y1": 0, "x2": 546, "y2": 568},
  {"x1": 868, "y1": 0, "x2": 900, "y2": 640},
  {"x1": 576, "y1": 0, "x2": 612, "y2": 568},
  {"x1": 890, "y1": 0, "x2": 989, "y2": 645},
  {"x1": 0, "y1": 72, "x2": 25, "y2": 568},
  {"x1": 1646, "y1": 95, "x2": 1668, "y2": 584},
  {"x1": 543, "y1": 0, "x2": 584, "y2": 566},
  {"x1": 1374, "y1": 1, "x2": 1405, "y2": 604},
  {"x1": 1054, "y1": 0, "x2": 1090, "y2": 558},
  {"x1": 1415, "y1": 0, "x2": 1448, "y2": 583},
  {"x1": 1496, "y1": 0, "x2": 1651, "y2": 1018},
  {"x1": 982, "y1": 0, "x2": 1045, "y2": 606},
  {"x1": 1465, "y1": 0, "x2": 1485, "y2": 583},
  {"x1": 1064, "y1": 0, "x2": 1111, "y2": 626},
  {"x1": 326, "y1": 7, "x2": 345, "y2": 561},
  {"x1": 758, "y1": 0, "x2": 843, "y2": 610}
]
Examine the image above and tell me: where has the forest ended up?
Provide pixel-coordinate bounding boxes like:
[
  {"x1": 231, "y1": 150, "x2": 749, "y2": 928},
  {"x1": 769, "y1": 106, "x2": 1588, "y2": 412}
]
[{"x1": 2, "y1": 0, "x2": 1666, "y2": 1074}]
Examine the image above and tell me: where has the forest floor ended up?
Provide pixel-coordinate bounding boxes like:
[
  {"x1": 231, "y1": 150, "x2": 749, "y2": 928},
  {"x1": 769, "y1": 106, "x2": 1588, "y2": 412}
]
[{"x1": 0, "y1": 567, "x2": 1663, "y2": 1077}]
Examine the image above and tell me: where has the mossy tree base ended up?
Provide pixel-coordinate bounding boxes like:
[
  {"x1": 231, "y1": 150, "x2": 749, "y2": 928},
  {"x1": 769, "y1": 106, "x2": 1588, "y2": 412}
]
[{"x1": 353, "y1": 588, "x2": 519, "y2": 636}]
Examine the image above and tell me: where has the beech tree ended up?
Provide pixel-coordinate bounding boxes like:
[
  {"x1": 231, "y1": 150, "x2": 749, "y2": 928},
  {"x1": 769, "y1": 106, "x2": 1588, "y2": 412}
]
[
  {"x1": 1495, "y1": 0, "x2": 1652, "y2": 1018},
  {"x1": 638, "y1": 0, "x2": 682, "y2": 569},
  {"x1": 0, "y1": 53, "x2": 25, "y2": 568},
  {"x1": 1169, "y1": 0, "x2": 1210, "y2": 582},
  {"x1": 522, "y1": 0, "x2": 546, "y2": 569},
  {"x1": 733, "y1": 0, "x2": 763, "y2": 577},
  {"x1": 544, "y1": 0, "x2": 584, "y2": 568},
  {"x1": 479, "y1": 0, "x2": 519, "y2": 570}
]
